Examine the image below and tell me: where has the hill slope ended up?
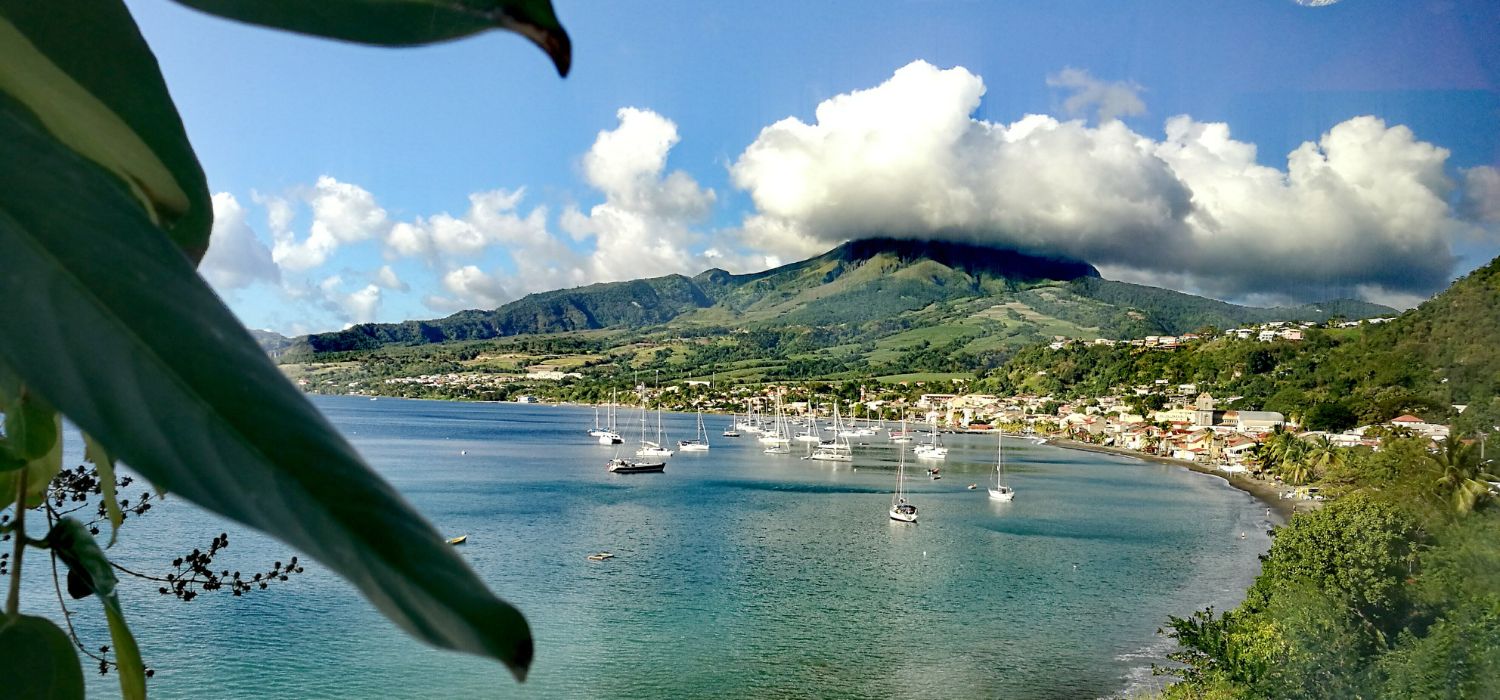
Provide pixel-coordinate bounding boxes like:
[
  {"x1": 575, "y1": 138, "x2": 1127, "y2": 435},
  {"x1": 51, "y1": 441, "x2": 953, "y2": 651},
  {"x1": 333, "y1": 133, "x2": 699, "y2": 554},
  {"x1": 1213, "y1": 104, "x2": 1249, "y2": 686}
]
[
  {"x1": 991, "y1": 254, "x2": 1500, "y2": 431},
  {"x1": 286, "y1": 238, "x2": 1395, "y2": 358}
]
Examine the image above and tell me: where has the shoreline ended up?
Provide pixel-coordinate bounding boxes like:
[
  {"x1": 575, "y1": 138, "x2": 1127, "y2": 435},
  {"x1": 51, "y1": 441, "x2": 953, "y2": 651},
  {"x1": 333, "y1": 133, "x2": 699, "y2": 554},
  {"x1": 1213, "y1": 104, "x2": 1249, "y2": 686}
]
[
  {"x1": 1048, "y1": 438, "x2": 1297, "y2": 522},
  {"x1": 338, "y1": 394, "x2": 1299, "y2": 522}
]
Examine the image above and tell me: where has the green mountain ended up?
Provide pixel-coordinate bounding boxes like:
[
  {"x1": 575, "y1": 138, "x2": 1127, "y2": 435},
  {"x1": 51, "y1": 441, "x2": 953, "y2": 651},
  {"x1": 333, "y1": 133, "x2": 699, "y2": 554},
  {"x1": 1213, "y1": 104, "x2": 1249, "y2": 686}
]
[{"x1": 286, "y1": 238, "x2": 1395, "y2": 358}]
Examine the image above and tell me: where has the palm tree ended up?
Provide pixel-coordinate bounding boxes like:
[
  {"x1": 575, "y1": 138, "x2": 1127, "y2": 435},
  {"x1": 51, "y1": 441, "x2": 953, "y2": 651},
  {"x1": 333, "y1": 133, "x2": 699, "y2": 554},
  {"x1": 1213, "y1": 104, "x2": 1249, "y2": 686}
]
[
  {"x1": 1429, "y1": 438, "x2": 1499, "y2": 515},
  {"x1": 1264, "y1": 429, "x2": 1303, "y2": 468},
  {"x1": 1280, "y1": 456, "x2": 1312, "y2": 486},
  {"x1": 1303, "y1": 436, "x2": 1347, "y2": 481}
]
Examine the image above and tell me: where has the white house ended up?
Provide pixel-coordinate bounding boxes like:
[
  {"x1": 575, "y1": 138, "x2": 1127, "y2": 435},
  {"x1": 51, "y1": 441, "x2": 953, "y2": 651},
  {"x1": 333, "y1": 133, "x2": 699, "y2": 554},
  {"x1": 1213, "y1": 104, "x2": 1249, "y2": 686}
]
[{"x1": 1236, "y1": 410, "x2": 1286, "y2": 432}]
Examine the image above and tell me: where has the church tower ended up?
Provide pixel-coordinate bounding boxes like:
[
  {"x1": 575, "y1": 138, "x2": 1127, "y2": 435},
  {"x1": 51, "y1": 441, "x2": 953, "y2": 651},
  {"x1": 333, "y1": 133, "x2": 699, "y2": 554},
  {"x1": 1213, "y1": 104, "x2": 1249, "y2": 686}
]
[{"x1": 1194, "y1": 392, "x2": 1216, "y2": 428}]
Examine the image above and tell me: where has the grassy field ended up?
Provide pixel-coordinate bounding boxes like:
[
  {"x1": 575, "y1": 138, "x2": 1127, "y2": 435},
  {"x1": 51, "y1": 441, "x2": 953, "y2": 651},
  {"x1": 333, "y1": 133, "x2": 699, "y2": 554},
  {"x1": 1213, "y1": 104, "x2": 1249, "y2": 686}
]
[{"x1": 873, "y1": 371, "x2": 976, "y2": 383}]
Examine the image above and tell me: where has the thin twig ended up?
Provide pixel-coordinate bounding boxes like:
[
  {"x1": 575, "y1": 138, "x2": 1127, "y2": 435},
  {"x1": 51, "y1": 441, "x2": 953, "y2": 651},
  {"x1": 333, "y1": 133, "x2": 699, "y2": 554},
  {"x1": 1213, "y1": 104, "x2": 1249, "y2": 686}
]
[
  {"x1": 5, "y1": 469, "x2": 26, "y2": 617},
  {"x1": 46, "y1": 494, "x2": 110, "y2": 667}
]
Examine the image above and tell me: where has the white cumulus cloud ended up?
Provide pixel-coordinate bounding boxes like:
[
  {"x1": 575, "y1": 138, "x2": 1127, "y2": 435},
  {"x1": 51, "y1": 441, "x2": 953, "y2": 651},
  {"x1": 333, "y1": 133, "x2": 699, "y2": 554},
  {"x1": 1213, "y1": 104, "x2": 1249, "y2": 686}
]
[
  {"x1": 200, "y1": 193, "x2": 279, "y2": 290},
  {"x1": 266, "y1": 176, "x2": 390, "y2": 272},
  {"x1": 730, "y1": 59, "x2": 1480, "y2": 303},
  {"x1": 563, "y1": 107, "x2": 719, "y2": 283}
]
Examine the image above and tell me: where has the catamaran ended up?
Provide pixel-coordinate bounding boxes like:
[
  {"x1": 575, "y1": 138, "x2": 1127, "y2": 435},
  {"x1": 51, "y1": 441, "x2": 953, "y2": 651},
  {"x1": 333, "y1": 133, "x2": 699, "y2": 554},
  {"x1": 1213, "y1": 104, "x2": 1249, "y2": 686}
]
[
  {"x1": 988, "y1": 429, "x2": 1015, "y2": 501},
  {"x1": 889, "y1": 444, "x2": 918, "y2": 523},
  {"x1": 679, "y1": 409, "x2": 711, "y2": 451}
]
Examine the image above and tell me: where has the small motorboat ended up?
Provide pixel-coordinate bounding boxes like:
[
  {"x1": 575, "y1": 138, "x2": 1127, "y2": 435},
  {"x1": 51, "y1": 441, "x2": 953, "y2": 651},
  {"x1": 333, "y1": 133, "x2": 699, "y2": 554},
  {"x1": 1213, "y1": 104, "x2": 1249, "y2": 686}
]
[
  {"x1": 586, "y1": 552, "x2": 615, "y2": 562},
  {"x1": 967, "y1": 483, "x2": 978, "y2": 490},
  {"x1": 446, "y1": 535, "x2": 468, "y2": 546}
]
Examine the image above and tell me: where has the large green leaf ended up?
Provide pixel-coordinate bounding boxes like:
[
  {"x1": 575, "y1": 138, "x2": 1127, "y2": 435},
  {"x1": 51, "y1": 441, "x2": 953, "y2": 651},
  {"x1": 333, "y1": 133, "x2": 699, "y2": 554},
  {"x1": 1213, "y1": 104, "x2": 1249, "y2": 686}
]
[
  {"x1": 0, "y1": 615, "x2": 85, "y2": 699},
  {"x1": 48, "y1": 518, "x2": 145, "y2": 700},
  {"x1": 173, "y1": 0, "x2": 571, "y2": 76},
  {"x1": 0, "y1": 95, "x2": 532, "y2": 677},
  {"x1": 0, "y1": 0, "x2": 211, "y2": 261},
  {"x1": 0, "y1": 411, "x2": 61, "y2": 509}
]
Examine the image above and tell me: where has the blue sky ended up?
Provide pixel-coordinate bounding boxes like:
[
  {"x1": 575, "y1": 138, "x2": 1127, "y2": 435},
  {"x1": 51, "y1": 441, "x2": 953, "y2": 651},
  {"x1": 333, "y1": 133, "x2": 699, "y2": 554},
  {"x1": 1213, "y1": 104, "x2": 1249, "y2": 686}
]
[{"x1": 127, "y1": 0, "x2": 1500, "y2": 335}]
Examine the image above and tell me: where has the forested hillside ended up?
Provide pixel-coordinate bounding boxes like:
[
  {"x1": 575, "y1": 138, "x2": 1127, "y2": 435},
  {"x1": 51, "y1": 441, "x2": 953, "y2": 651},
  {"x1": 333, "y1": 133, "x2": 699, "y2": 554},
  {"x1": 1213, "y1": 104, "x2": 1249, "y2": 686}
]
[{"x1": 989, "y1": 255, "x2": 1500, "y2": 433}]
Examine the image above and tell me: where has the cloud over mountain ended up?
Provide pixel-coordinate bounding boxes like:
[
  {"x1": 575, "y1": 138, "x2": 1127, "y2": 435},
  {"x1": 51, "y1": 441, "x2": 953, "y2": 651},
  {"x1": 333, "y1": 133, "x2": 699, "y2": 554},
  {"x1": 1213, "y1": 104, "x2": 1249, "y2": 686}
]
[
  {"x1": 561, "y1": 107, "x2": 720, "y2": 283},
  {"x1": 200, "y1": 61, "x2": 1500, "y2": 333},
  {"x1": 731, "y1": 60, "x2": 1484, "y2": 302}
]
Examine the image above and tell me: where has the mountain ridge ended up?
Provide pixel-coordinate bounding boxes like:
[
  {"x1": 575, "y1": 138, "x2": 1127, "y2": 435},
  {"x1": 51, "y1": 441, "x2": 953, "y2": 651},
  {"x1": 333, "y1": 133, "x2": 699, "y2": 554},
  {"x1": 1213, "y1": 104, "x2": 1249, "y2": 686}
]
[{"x1": 285, "y1": 238, "x2": 1395, "y2": 358}]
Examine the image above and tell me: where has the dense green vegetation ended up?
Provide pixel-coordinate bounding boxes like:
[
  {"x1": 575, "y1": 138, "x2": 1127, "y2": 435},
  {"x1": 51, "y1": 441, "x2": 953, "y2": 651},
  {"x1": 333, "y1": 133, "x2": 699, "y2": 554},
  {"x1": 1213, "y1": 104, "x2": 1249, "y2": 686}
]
[
  {"x1": 989, "y1": 256, "x2": 1500, "y2": 433},
  {"x1": 1159, "y1": 438, "x2": 1499, "y2": 698}
]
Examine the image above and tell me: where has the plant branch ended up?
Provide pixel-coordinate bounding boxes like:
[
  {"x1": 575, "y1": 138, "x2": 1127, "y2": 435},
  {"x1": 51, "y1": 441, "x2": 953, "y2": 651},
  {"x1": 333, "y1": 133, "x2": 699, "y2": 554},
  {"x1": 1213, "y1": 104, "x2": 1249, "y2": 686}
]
[
  {"x1": 5, "y1": 469, "x2": 26, "y2": 617},
  {"x1": 48, "y1": 530, "x2": 111, "y2": 668}
]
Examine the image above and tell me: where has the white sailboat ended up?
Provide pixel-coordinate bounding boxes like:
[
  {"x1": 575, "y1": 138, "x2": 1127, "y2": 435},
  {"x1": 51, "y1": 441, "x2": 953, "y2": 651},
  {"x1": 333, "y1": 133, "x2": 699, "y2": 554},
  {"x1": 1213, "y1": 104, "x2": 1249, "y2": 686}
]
[
  {"x1": 588, "y1": 405, "x2": 607, "y2": 437},
  {"x1": 891, "y1": 416, "x2": 914, "y2": 443},
  {"x1": 759, "y1": 395, "x2": 791, "y2": 446},
  {"x1": 795, "y1": 403, "x2": 823, "y2": 442},
  {"x1": 608, "y1": 387, "x2": 664, "y2": 473},
  {"x1": 808, "y1": 405, "x2": 853, "y2": 461},
  {"x1": 889, "y1": 444, "x2": 918, "y2": 523},
  {"x1": 914, "y1": 417, "x2": 947, "y2": 460},
  {"x1": 636, "y1": 378, "x2": 673, "y2": 458},
  {"x1": 988, "y1": 430, "x2": 1015, "y2": 501},
  {"x1": 679, "y1": 409, "x2": 711, "y2": 451},
  {"x1": 596, "y1": 390, "x2": 623, "y2": 444},
  {"x1": 738, "y1": 400, "x2": 764, "y2": 435}
]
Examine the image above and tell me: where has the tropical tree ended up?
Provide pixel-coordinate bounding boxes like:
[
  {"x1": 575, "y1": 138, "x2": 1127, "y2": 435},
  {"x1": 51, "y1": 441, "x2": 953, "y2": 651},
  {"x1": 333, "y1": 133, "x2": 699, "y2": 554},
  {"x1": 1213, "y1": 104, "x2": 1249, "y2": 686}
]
[
  {"x1": 1428, "y1": 438, "x2": 1498, "y2": 515},
  {"x1": 1263, "y1": 430, "x2": 1310, "y2": 484},
  {"x1": 1303, "y1": 436, "x2": 1348, "y2": 482}
]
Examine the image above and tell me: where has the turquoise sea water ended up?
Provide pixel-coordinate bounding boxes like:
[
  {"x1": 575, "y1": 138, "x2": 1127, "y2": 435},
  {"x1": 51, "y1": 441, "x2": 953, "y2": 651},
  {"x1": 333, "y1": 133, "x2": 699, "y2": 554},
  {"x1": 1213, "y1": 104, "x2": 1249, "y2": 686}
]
[{"x1": 28, "y1": 396, "x2": 1273, "y2": 699}]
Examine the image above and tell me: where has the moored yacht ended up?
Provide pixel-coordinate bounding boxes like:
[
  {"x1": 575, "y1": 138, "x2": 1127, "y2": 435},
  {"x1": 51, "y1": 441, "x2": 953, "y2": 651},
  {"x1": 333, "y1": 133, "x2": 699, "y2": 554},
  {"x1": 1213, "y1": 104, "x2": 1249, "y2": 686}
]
[{"x1": 889, "y1": 445, "x2": 918, "y2": 523}]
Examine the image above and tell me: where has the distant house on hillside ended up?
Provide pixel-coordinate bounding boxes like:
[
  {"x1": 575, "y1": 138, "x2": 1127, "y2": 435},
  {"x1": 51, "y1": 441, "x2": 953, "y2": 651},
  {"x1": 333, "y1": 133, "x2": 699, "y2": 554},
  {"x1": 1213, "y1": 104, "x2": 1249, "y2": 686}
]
[{"x1": 1390, "y1": 414, "x2": 1450, "y2": 441}]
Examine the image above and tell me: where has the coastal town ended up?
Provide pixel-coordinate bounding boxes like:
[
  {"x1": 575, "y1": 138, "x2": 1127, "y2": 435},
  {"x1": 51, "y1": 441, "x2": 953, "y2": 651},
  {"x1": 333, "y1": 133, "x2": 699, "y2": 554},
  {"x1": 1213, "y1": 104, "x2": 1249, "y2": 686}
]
[{"x1": 289, "y1": 316, "x2": 1461, "y2": 505}]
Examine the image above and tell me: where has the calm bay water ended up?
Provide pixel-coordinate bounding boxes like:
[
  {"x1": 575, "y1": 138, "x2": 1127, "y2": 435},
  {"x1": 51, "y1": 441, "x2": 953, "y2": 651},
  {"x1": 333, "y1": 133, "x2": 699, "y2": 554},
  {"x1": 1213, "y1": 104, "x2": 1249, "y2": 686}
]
[{"x1": 32, "y1": 396, "x2": 1272, "y2": 698}]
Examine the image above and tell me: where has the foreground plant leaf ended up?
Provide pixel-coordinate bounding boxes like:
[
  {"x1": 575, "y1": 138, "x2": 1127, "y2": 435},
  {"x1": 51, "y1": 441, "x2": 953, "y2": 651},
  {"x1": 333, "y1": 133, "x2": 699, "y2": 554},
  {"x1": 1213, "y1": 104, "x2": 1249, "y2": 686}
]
[
  {"x1": 0, "y1": 0, "x2": 211, "y2": 261},
  {"x1": 173, "y1": 0, "x2": 571, "y2": 76},
  {"x1": 0, "y1": 95, "x2": 532, "y2": 677},
  {"x1": 0, "y1": 614, "x2": 85, "y2": 699},
  {"x1": 49, "y1": 518, "x2": 146, "y2": 700},
  {"x1": 0, "y1": 410, "x2": 61, "y2": 508}
]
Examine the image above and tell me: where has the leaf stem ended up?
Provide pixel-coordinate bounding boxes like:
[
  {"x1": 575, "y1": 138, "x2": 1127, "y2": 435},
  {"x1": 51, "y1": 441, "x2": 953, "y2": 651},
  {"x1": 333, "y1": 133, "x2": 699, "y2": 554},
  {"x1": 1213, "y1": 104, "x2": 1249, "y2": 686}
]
[{"x1": 6, "y1": 468, "x2": 26, "y2": 617}]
